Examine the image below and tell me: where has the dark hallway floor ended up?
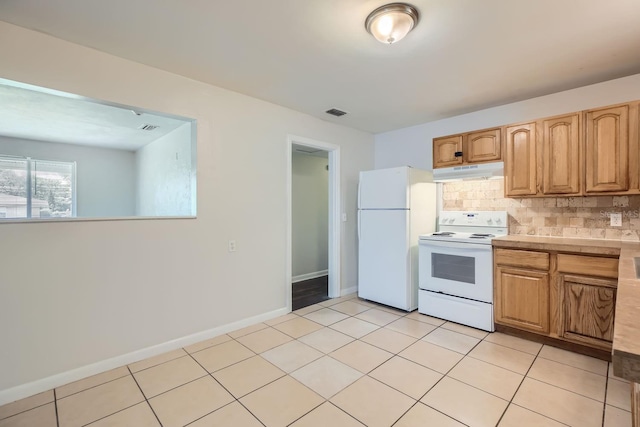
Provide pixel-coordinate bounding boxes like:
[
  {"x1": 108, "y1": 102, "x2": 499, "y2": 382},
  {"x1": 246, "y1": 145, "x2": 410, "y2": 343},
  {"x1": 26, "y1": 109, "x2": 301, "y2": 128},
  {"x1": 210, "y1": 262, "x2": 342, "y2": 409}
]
[{"x1": 292, "y1": 275, "x2": 329, "y2": 310}]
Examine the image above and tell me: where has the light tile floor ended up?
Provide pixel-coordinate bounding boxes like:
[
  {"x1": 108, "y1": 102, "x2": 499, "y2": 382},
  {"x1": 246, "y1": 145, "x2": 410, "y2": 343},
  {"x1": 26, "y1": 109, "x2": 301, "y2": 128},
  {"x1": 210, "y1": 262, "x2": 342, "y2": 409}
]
[{"x1": 0, "y1": 293, "x2": 632, "y2": 427}]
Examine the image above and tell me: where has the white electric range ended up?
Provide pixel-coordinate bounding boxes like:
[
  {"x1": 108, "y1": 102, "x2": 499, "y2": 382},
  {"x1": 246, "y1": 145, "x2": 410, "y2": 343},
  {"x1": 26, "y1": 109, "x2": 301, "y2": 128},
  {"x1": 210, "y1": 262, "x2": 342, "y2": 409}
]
[{"x1": 418, "y1": 211, "x2": 508, "y2": 332}]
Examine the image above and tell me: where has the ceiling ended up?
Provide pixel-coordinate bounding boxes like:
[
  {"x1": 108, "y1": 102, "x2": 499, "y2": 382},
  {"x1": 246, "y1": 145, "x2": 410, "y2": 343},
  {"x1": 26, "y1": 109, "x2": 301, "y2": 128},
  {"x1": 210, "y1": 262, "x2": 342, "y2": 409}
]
[
  {"x1": 0, "y1": 81, "x2": 189, "y2": 151},
  {"x1": 1, "y1": 0, "x2": 640, "y2": 134}
]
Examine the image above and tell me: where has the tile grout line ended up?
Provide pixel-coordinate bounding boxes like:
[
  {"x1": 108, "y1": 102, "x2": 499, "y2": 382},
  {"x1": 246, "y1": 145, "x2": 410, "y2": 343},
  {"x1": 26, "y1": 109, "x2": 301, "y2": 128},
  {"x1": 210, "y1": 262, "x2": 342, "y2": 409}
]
[
  {"x1": 126, "y1": 366, "x2": 163, "y2": 427},
  {"x1": 492, "y1": 341, "x2": 544, "y2": 426},
  {"x1": 601, "y1": 363, "x2": 610, "y2": 427},
  {"x1": 185, "y1": 347, "x2": 271, "y2": 427},
  {"x1": 388, "y1": 327, "x2": 484, "y2": 427},
  {"x1": 0, "y1": 401, "x2": 53, "y2": 423},
  {"x1": 53, "y1": 371, "x2": 132, "y2": 401},
  {"x1": 535, "y1": 353, "x2": 610, "y2": 378},
  {"x1": 417, "y1": 331, "x2": 487, "y2": 411},
  {"x1": 184, "y1": 353, "x2": 241, "y2": 422},
  {"x1": 53, "y1": 389, "x2": 60, "y2": 427}
]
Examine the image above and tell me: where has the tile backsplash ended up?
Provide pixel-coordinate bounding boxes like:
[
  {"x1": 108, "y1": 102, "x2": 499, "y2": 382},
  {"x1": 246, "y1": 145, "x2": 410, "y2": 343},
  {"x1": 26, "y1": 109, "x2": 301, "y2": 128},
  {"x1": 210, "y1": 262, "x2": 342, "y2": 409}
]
[{"x1": 442, "y1": 179, "x2": 640, "y2": 241}]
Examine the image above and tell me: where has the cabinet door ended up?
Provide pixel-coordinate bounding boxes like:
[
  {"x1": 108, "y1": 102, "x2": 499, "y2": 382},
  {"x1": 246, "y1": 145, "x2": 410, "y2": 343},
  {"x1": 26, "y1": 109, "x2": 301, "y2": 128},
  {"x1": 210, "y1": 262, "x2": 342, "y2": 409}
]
[
  {"x1": 433, "y1": 135, "x2": 463, "y2": 168},
  {"x1": 495, "y1": 266, "x2": 549, "y2": 334},
  {"x1": 541, "y1": 114, "x2": 581, "y2": 195},
  {"x1": 505, "y1": 123, "x2": 537, "y2": 196},
  {"x1": 465, "y1": 128, "x2": 501, "y2": 164},
  {"x1": 558, "y1": 274, "x2": 616, "y2": 351},
  {"x1": 585, "y1": 105, "x2": 629, "y2": 193}
]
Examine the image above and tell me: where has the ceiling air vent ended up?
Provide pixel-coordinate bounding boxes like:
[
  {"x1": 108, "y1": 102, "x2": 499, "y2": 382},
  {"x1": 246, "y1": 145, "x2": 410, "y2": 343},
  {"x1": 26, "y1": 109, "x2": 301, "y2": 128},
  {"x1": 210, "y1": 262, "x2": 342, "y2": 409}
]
[
  {"x1": 325, "y1": 108, "x2": 347, "y2": 117},
  {"x1": 138, "y1": 124, "x2": 159, "y2": 131}
]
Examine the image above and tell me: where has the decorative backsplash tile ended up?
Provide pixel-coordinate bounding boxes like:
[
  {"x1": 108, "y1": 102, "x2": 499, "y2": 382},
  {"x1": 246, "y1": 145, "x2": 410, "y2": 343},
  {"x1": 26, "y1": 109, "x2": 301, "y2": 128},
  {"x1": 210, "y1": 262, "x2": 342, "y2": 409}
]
[{"x1": 442, "y1": 179, "x2": 640, "y2": 241}]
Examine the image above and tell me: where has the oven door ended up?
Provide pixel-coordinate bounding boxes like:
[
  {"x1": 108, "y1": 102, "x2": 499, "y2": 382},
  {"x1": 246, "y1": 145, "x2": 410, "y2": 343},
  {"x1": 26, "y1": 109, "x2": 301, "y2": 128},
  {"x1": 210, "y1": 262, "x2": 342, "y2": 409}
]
[{"x1": 419, "y1": 240, "x2": 493, "y2": 303}]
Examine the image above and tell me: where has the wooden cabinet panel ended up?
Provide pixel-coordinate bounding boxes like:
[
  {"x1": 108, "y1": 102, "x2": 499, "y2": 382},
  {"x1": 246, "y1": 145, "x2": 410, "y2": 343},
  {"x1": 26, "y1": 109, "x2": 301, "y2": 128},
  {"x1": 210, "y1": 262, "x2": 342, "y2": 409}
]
[
  {"x1": 541, "y1": 113, "x2": 581, "y2": 195},
  {"x1": 433, "y1": 135, "x2": 463, "y2": 168},
  {"x1": 465, "y1": 128, "x2": 501, "y2": 164},
  {"x1": 505, "y1": 123, "x2": 537, "y2": 196},
  {"x1": 557, "y1": 254, "x2": 619, "y2": 279},
  {"x1": 585, "y1": 105, "x2": 629, "y2": 193},
  {"x1": 559, "y1": 274, "x2": 616, "y2": 350},
  {"x1": 495, "y1": 248, "x2": 549, "y2": 270},
  {"x1": 495, "y1": 266, "x2": 549, "y2": 334}
]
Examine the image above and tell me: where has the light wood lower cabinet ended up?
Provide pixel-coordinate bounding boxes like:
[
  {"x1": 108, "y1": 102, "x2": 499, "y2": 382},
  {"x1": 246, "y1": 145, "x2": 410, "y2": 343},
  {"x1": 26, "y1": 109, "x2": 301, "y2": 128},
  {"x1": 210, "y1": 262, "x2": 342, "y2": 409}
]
[
  {"x1": 494, "y1": 248, "x2": 618, "y2": 353},
  {"x1": 495, "y1": 266, "x2": 549, "y2": 334},
  {"x1": 558, "y1": 274, "x2": 616, "y2": 351}
]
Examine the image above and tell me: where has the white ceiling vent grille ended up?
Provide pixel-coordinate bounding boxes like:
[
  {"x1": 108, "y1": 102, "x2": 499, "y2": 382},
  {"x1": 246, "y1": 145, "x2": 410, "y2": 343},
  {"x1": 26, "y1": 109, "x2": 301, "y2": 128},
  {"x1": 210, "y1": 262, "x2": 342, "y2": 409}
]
[
  {"x1": 326, "y1": 108, "x2": 347, "y2": 117},
  {"x1": 138, "y1": 124, "x2": 159, "y2": 131}
]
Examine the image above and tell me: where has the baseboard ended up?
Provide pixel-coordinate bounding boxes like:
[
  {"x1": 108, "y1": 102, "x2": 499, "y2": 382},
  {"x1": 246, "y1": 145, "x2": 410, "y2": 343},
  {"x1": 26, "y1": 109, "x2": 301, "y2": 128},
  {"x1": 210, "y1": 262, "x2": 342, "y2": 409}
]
[
  {"x1": 292, "y1": 270, "x2": 328, "y2": 283},
  {"x1": 341, "y1": 285, "x2": 357, "y2": 296},
  {"x1": 0, "y1": 307, "x2": 289, "y2": 406}
]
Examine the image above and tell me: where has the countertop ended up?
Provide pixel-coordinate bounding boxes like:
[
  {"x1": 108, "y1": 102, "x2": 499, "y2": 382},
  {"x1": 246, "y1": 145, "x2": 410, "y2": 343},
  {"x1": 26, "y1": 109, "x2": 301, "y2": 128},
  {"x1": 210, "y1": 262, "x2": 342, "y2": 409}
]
[
  {"x1": 493, "y1": 235, "x2": 640, "y2": 383},
  {"x1": 492, "y1": 234, "x2": 632, "y2": 256}
]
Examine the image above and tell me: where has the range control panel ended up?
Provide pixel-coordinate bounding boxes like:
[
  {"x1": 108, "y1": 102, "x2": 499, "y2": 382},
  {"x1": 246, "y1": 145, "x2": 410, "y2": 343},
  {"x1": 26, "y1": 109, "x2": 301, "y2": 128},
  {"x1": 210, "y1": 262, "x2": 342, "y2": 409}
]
[{"x1": 438, "y1": 211, "x2": 508, "y2": 228}]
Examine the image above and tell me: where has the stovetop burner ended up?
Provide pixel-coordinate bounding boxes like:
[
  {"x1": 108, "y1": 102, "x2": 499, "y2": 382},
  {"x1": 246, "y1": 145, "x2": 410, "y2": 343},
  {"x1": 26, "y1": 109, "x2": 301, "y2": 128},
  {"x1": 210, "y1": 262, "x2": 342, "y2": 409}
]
[
  {"x1": 470, "y1": 233, "x2": 495, "y2": 238},
  {"x1": 419, "y1": 211, "x2": 508, "y2": 245}
]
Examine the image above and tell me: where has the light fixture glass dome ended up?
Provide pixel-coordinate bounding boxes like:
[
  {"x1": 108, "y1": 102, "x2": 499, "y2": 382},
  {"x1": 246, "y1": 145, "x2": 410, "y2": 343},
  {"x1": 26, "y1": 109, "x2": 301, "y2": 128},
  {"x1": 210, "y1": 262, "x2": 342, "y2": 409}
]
[{"x1": 365, "y1": 3, "x2": 419, "y2": 44}]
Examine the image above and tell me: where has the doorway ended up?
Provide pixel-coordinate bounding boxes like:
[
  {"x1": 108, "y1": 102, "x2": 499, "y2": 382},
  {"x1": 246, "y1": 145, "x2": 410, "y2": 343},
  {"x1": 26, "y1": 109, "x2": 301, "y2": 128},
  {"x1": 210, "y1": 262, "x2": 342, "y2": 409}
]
[{"x1": 286, "y1": 135, "x2": 340, "y2": 312}]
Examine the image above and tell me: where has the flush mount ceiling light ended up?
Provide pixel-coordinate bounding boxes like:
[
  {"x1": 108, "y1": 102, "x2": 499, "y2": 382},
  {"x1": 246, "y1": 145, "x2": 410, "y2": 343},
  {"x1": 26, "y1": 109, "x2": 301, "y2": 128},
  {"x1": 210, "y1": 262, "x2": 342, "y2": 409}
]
[{"x1": 365, "y1": 3, "x2": 419, "y2": 44}]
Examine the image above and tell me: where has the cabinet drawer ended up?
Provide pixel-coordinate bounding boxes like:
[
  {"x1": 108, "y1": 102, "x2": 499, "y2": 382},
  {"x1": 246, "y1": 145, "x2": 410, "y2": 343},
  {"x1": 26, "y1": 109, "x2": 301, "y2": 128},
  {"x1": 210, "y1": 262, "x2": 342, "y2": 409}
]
[
  {"x1": 557, "y1": 254, "x2": 619, "y2": 279},
  {"x1": 495, "y1": 249, "x2": 549, "y2": 270}
]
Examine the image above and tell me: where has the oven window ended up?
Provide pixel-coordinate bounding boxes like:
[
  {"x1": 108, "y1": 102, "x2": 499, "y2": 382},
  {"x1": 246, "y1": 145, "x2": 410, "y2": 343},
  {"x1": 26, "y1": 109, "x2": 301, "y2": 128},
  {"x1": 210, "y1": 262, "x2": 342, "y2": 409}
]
[{"x1": 431, "y1": 253, "x2": 475, "y2": 284}]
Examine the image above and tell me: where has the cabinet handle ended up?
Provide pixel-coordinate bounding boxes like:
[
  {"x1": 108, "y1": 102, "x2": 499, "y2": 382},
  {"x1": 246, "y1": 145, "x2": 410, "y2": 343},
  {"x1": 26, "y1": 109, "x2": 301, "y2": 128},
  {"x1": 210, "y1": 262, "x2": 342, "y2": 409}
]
[{"x1": 454, "y1": 151, "x2": 463, "y2": 157}]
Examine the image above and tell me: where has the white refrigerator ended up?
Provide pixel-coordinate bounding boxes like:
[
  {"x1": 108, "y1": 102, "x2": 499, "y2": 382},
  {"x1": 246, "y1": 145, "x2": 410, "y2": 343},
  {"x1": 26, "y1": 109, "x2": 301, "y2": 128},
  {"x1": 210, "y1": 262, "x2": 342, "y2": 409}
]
[{"x1": 358, "y1": 166, "x2": 436, "y2": 311}]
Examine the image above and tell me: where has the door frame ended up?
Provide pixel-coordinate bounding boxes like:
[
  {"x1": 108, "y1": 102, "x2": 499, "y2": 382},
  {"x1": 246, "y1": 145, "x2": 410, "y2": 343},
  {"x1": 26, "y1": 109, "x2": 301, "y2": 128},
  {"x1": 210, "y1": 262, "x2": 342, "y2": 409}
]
[{"x1": 286, "y1": 135, "x2": 341, "y2": 312}]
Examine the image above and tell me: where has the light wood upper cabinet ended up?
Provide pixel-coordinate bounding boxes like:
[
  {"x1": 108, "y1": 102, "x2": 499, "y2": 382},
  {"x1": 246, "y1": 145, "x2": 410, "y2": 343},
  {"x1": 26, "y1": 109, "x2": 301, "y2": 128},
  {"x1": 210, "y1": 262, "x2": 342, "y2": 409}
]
[
  {"x1": 505, "y1": 123, "x2": 537, "y2": 196},
  {"x1": 541, "y1": 113, "x2": 581, "y2": 195},
  {"x1": 585, "y1": 104, "x2": 629, "y2": 193},
  {"x1": 502, "y1": 100, "x2": 639, "y2": 197},
  {"x1": 433, "y1": 128, "x2": 502, "y2": 169},
  {"x1": 465, "y1": 128, "x2": 501, "y2": 164},
  {"x1": 433, "y1": 135, "x2": 463, "y2": 168}
]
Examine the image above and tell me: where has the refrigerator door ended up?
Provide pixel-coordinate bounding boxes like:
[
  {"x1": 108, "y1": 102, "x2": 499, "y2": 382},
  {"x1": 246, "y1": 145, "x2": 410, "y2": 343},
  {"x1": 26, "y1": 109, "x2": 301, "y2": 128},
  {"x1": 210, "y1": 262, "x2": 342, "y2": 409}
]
[
  {"x1": 358, "y1": 209, "x2": 411, "y2": 310},
  {"x1": 358, "y1": 166, "x2": 409, "y2": 209}
]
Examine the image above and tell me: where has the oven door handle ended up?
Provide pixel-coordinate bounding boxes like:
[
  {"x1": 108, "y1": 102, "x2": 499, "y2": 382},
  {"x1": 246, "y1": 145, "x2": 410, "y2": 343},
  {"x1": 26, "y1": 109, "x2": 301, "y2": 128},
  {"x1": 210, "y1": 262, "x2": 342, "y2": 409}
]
[{"x1": 419, "y1": 240, "x2": 492, "y2": 251}]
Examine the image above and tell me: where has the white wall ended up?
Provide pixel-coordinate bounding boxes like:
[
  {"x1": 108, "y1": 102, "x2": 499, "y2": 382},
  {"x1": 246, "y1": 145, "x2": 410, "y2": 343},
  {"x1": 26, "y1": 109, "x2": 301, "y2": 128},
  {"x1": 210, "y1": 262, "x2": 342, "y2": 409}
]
[
  {"x1": 0, "y1": 135, "x2": 136, "y2": 217},
  {"x1": 375, "y1": 73, "x2": 640, "y2": 170},
  {"x1": 135, "y1": 122, "x2": 194, "y2": 216},
  {"x1": 0, "y1": 21, "x2": 374, "y2": 400},
  {"x1": 292, "y1": 152, "x2": 329, "y2": 278}
]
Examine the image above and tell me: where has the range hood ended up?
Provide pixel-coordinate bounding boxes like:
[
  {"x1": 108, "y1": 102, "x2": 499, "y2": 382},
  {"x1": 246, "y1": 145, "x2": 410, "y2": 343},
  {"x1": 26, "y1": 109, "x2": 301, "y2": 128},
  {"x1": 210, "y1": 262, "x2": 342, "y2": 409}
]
[{"x1": 432, "y1": 161, "x2": 504, "y2": 182}]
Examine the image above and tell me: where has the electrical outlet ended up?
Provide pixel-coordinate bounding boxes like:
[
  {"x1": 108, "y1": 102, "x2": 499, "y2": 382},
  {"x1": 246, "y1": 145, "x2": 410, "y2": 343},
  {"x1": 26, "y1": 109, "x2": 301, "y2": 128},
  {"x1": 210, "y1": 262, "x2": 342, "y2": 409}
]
[
  {"x1": 228, "y1": 240, "x2": 237, "y2": 252},
  {"x1": 610, "y1": 212, "x2": 622, "y2": 227}
]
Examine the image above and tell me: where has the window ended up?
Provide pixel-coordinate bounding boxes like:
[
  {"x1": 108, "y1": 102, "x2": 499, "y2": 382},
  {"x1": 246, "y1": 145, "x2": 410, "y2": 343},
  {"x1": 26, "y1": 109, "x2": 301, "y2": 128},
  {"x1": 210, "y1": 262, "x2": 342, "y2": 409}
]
[{"x1": 0, "y1": 156, "x2": 76, "y2": 219}]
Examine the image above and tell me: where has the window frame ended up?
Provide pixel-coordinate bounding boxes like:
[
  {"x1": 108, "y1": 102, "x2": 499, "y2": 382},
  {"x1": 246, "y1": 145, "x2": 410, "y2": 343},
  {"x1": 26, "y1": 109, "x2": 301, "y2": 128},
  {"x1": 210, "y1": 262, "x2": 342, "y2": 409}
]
[{"x1": 0, "y1": 155, "x2": 77, "y2": 220}]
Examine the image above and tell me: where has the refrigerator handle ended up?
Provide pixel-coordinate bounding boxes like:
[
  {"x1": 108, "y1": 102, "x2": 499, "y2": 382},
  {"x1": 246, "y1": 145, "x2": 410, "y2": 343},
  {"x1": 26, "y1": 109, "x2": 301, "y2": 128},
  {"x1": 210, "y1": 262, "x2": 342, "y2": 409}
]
[
  {"x1": 357, "y1": 181, "x2": 361, "y2": 209},
  {"x1": 357, "y1": 210, "x2": 361, "y2": 241}
]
